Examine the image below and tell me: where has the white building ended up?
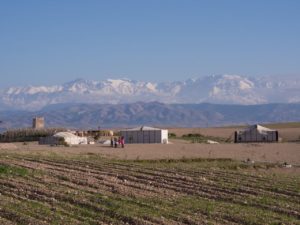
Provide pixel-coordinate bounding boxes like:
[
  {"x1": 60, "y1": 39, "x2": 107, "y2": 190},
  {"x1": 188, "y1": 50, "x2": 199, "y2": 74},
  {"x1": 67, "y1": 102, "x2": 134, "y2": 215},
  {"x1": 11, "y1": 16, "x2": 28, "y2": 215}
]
[
  {"x1": 234, "y1": 124, "x2": 278, "y2": 143},
  {"x1": 120, "y1": 126, "x2": 168, "y2": 144},
  {"x1": 39, "y1": 132, "x2": 88, "y2": 145}
]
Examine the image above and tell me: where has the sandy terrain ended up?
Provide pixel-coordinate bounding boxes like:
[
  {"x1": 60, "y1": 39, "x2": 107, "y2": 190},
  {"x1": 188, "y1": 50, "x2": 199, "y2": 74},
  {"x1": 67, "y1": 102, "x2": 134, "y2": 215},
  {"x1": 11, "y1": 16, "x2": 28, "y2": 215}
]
[
  {"x1": 168, "y1": 127, "x2": 300, "y2": 142},
  {"x1": 3, "y1": 139, "x2": 299, "y2": 166},
  {"x1": 0, "y1": 143, "x2": 17, "y2": 150},
  {"x1": 100, "y1": 141, "x2": 300, "y2": 164}
]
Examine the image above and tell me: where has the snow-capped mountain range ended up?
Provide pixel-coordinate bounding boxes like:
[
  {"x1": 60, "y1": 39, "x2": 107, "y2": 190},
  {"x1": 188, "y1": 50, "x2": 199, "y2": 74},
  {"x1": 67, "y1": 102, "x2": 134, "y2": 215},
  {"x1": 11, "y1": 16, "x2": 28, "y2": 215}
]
[{"x1": 1, "y1": 74, "x2": 299, "y2": 111}]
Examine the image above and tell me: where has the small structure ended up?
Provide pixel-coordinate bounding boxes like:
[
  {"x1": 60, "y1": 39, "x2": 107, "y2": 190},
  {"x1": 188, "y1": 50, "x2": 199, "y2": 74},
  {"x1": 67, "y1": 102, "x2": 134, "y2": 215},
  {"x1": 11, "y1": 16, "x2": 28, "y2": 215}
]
[
  {"x1": 32, "y1": 117, "x2": 44, "y2": 129},
  {"x1": 120, "y1": 126, "x2": 168, "y2": 144},
  {"x1": 75, "y1": 130, "x2": 113, "y2": 137},
  {"x1": 234, "y1": 124, "x2": 278, "y2": 143},
  {"x1": 39, "y1": 132, "x2": 87, "y2": 146}
]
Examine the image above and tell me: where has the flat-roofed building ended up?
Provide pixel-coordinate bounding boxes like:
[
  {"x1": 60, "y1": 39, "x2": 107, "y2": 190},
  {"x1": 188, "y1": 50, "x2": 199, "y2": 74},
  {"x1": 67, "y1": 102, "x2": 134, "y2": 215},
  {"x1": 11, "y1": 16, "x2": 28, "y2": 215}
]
[{"x1": 120, "y1": 126, "x2": 168, "y2": 144}]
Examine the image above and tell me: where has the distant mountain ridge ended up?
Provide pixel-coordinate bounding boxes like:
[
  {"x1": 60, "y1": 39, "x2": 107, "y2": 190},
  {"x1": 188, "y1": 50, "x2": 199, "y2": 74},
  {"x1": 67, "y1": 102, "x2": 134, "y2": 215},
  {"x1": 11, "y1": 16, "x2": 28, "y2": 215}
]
[
  {"x1": 1, "y1": 74, "x2": 300, "y2": 111},
  {"x1": 0, "y1": 102, "x2": 299, "y2": 130}
]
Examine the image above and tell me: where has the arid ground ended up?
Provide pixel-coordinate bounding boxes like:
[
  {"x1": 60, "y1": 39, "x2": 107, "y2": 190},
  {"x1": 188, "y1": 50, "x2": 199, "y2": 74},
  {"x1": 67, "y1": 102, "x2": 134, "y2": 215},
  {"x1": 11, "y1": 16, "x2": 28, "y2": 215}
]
[
  {"x1": 0, "y1": 125, "x2": 299, "y2": 224},
  {"x1": 2, "y1": 123, "x2": 299, "y2": 164},
  {"x1": 167, "y1": 123, "x2": 300, "y2": 142},
  {"x1": 3, "y1": 140, "x2": 299, "y2": 166}
]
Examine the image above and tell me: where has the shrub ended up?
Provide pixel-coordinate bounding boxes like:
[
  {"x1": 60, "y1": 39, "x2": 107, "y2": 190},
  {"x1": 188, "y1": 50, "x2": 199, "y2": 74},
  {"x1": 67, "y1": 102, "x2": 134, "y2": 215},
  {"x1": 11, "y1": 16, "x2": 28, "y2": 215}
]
[
  {"x1": 168, "y1": 133, "x2": 177, "y2": 138},
  {"x1": 56, "y1": 137, "x2": 70, "y2": 147}
]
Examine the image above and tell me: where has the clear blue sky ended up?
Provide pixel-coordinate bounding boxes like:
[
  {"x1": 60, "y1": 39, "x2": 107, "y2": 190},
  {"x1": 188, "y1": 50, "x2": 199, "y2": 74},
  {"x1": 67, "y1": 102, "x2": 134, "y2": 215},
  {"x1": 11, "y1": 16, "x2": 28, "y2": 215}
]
[{"x1": 0, "y1": 0, "x2": 299, "y2": 88}]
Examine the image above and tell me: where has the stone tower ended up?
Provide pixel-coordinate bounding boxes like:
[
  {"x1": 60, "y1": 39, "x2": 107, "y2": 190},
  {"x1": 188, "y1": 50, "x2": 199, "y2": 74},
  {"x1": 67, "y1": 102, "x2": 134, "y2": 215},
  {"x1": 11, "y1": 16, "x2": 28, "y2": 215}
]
[{"x1": 32, "y1": 117, "x2": 44, "y2": 129}]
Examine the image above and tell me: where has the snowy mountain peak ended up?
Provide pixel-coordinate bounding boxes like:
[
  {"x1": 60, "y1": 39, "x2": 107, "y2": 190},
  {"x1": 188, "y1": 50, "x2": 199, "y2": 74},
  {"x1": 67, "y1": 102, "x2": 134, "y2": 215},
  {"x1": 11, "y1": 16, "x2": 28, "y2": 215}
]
[
  {"x1": 106, "y1": 78, "x2": 127, "y2": 84},
  {"x1": 0, "y1": 74, "x2": 299, "y2": 110},
  {"x1": 214, "y1": 75, "x2": 254, "y2": 91}
]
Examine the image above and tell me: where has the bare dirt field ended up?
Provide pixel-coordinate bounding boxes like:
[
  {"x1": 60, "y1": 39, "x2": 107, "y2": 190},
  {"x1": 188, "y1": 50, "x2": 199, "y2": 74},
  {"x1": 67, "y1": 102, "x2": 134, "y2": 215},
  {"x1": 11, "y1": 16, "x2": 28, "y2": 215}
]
[
  {"x1": 0, "y1": 148, "x2": 299, "y2": 224},
  {"x1": 4, "y1": 139, "x2": 300, "y2": 166},
  {"x1": 168, "y1": 125, "x2": 300, "y2": 142},
  {"x1": 0, "y1": 125, "x2": 299, "y2": 224}
]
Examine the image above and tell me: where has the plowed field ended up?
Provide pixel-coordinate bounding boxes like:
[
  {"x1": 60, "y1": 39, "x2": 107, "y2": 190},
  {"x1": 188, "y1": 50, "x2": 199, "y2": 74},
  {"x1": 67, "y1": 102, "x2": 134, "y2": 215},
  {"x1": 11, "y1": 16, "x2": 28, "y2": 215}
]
[{"x1": 0, "y1": 151, "x2": 299, "y2": 225}]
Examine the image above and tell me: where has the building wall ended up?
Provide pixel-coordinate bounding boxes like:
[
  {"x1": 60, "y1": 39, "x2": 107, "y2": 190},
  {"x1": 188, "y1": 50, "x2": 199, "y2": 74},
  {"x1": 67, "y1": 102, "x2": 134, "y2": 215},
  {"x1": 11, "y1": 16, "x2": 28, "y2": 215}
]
[
  {"x1": 161, "y1": 130, "x2": 168, "y2": 144},
  {"x1": 235, "y1": 130, "x2": 278, "y2": 143},
  {"x1": 39, "y1": 136, "x2": 59, "y2": 145},
  {"x1": 120, "y1": 130, "x2": 168, "y2": 144},
  {"x1": 39, "y1": 136, "x2": 87, "y2": 145}
]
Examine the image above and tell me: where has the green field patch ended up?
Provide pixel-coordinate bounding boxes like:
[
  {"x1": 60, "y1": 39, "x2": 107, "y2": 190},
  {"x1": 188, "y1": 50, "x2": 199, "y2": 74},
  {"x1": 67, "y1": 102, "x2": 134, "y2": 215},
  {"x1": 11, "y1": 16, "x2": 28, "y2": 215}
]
[
  {"x1": 0, "y1": 164, "x2": 28, "y2": 176},
  {"x1": 125, "y1": 157, "x2": 278, "y2": 171}
]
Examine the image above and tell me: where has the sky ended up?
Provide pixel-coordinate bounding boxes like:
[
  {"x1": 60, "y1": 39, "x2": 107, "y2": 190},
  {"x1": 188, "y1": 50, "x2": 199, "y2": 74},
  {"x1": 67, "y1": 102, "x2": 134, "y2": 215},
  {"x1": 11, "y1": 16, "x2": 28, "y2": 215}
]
[{"x1": 0, "y1": 0, "x2": 299, "y2": 88}]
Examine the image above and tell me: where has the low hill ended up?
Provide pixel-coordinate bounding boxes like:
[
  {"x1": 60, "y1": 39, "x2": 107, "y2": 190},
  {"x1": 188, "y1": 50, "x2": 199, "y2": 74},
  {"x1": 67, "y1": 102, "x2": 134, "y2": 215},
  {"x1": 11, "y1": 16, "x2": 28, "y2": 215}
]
[{"x1": 0, "y1": 102, "x2": 300, "y2": 130}]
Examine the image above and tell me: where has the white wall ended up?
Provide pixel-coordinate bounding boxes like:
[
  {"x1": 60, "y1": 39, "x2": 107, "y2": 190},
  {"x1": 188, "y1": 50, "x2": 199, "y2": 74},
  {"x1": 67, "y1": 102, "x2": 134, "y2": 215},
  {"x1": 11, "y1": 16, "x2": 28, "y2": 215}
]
[
  {"x1": 120, "y1": 130, "x2": 168, "y2": 144},
  {"x1": 161, "y1": 130, "x2": 168, "y2": 144},
  {"x1": 236, "y1": 130, "x2": 277, "y2": 143}
]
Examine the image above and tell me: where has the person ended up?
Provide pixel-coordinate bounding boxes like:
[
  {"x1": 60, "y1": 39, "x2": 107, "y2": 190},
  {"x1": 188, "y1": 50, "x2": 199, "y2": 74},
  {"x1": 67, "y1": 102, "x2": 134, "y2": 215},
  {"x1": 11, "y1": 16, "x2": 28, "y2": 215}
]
[
  {"x1": 110, "y1": 137, "x2": 113, "y2": 147},
  {"x1": 114, "y1": 137, "x2": 118, "y2": 148},
  {"x1": 120, "y1": 136, "x2": 125, "y2": 148},
  {"x1": 118, "y1": 136, "x2": 121, "y2": 147}
]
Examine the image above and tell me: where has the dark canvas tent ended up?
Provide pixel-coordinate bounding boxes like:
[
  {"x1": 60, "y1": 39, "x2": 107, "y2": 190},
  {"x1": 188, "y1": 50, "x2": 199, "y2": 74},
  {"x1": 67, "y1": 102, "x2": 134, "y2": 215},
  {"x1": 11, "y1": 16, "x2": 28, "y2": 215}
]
[{"x1": 234, "y1": 124, "x2": 278, "y2": 143}]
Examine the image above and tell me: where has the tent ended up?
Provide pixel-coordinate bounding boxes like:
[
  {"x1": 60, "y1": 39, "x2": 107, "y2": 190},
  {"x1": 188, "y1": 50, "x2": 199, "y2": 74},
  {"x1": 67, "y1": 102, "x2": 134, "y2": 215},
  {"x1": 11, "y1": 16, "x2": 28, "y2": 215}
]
[
  {"x1": 119, "y1": 126, "x2": 168, "y2": 144},
  {"x1": 234, "y1": 124, "x2": 278, "y2": 143},
  {"x1": 39, "y1": 132, "x2": 88, "y2": 145}
]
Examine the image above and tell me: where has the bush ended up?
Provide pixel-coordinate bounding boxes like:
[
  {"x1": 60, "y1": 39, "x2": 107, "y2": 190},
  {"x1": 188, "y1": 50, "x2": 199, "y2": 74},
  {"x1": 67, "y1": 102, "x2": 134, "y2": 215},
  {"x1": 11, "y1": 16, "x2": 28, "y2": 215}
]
[
  {"x1": 56, "y1": 137, "x2": 70, "y2": 147},
  {"x1": 181, "y1": 133, "x2": 228, "y2": 143},
  {"x1": 168, "y1": 133, "x2": 177, "y2": 138},
  {"x1": 182, "y1": 133, "x2": 203, "y2": 138}
]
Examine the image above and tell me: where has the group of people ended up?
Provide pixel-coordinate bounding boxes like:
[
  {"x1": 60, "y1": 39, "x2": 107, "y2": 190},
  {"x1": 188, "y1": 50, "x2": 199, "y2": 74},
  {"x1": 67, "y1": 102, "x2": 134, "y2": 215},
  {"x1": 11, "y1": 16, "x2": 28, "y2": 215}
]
[{"x1": 110, "y1": 136, "x2": 125, "y2": 148}]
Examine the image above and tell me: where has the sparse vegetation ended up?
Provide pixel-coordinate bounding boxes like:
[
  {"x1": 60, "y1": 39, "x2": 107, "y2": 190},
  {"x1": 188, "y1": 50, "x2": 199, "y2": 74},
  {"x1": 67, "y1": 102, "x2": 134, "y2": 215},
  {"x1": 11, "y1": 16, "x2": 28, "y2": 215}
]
[
  {"x1": 56, "y1": 137, "x2": 70, "y2": 147},
  {"x1": 0, "y1": 164, "x2": 28, "y2": 177},
  {"x1": 0, "y1": 151, "x2": 299, "y2": 224},
  {"x1": 0, "y1": 128, "x2": 66, "y2": 143},
  {"x1": 181, "y1": 133, "x2": 229, "y2": 143},
  {"x1": 168, "y1": 132, "x2": 177, "y2": 138}
]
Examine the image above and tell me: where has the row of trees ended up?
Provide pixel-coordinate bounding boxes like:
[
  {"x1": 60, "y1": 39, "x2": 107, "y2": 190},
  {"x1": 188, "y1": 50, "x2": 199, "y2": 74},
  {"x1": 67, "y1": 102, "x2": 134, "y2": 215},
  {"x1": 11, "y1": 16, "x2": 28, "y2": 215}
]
[{"x1": 0, "y1": 128, "x2": 66, "y2": 143}]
